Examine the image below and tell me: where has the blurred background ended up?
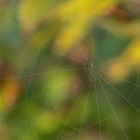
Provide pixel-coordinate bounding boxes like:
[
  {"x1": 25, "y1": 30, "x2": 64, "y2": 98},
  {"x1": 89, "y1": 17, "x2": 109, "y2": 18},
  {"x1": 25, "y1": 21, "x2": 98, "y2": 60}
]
[{"x1": 1, "y1": 0, "x2": 140, "y2": 139}]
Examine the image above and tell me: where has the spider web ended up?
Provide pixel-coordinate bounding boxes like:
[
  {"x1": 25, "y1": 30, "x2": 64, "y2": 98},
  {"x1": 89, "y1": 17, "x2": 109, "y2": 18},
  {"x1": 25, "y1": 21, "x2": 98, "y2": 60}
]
[
  {"x1": 1, "y1": 32, "x2": 140, "y2": 140},
  {"x1": 1, "y1": 2, "x2": 140, "y2": 140},
  {"x1": 4, "y1": 36, "x2": 140, "y2": 140}
]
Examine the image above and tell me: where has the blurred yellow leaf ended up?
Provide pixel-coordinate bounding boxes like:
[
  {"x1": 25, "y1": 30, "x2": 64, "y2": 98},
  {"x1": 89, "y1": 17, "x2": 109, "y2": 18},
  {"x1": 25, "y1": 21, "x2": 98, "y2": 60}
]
[
  {"x1": 103, "y1": 19, "x2": 140, "y2": 37},
  {"x1": 18, "y1": 0, "x2": 114, "y2": 53},
  {"x1": 43, "y1": 66, "x2": 74, "y2": 104},
  {"x1": 106, "y1": 38, "x2": 140, "y2": 82},
  {"x1": 55, "y1": 0, "x2": 114, "y2": 54},
  {"x1": 18, "y1": 0, "x2": 55, "y2": 31},
  {"x1": 123, "y1": 38, "x2": 140, "y2": 67},
  {"x1": 35, "y1": 111, "x2": 61, "y2": 134},
  {"x1": 0, "y1": 92, "x2": 5, "y2": 113},
  {"x1": 106, "y1": 58, "x2": 130, "y2": 82}
]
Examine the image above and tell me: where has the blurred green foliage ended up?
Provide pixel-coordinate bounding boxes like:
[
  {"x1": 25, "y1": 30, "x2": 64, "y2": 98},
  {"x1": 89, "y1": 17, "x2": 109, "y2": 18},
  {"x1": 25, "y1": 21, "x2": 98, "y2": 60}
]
[{"x1": 1, "y1": 0, "x2": 140, "y2": 140}]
